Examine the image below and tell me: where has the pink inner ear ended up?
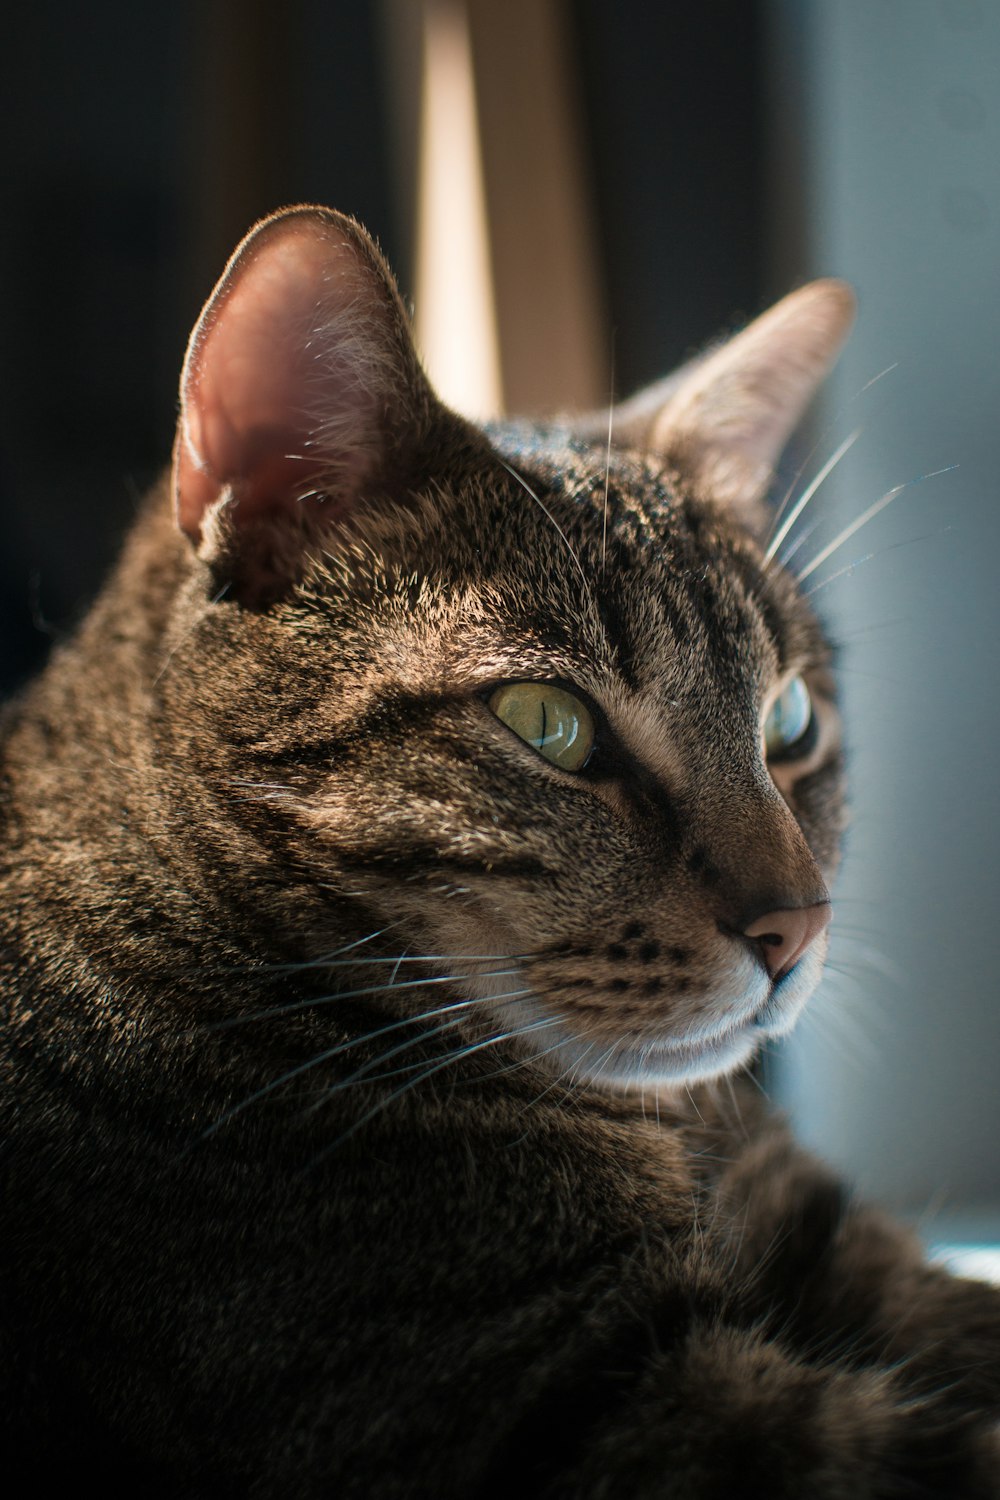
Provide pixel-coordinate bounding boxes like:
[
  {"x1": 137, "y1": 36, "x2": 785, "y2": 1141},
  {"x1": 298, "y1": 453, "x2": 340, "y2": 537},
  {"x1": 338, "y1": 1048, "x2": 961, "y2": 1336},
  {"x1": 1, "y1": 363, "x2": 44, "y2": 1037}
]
[{"x1": 174, "y1": 213, "x2": 390, "y2": 543}]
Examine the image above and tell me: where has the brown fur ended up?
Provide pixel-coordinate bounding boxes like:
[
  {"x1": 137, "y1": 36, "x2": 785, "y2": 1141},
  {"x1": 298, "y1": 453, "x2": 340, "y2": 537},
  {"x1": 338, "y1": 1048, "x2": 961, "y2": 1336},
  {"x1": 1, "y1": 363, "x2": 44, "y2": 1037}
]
[{"x1": 1, "y1": 208, "x2": 999, "y2": 1496}]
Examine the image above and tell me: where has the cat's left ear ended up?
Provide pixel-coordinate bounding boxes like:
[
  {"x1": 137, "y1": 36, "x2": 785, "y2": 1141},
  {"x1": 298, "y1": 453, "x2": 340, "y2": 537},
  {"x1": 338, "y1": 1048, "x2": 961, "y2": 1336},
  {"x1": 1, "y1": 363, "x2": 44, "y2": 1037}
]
[
  {"x1": 575, "y1": 280, "x2": 855, "y2": 521},
  {"x1": 172, "y1": 205, "x2": 441, "y2": 598}
]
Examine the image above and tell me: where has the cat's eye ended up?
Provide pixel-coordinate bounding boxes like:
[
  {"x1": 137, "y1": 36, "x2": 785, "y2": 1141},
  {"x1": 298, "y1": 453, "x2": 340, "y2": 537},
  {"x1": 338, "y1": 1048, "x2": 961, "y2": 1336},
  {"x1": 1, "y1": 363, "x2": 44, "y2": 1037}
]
[
  {"x1": 764, "y1": 675, "x2": 815, "y2": 759},
  {"x1": 489, "y1": 683, "x2": 595, "y2": 772}
]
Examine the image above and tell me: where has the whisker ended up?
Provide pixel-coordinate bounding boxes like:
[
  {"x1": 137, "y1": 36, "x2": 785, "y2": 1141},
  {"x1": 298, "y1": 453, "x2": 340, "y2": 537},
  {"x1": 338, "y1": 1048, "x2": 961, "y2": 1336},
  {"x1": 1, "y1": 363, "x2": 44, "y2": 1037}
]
[
  {"x1": 684, "y1": 1085, "x2": 707, "y2": 1129},
  {"x1": 273, "y1": 922, "x2": 408, "y2": 972},
  {"x1": 557, "y1": 1041, "x2": 615, "y2": 1115},
  {"x1": 764, "y1": 427, "x2": 862, "y2": 566},
  {"x1": 832, "y1": 615, "x2": 910, "y2": 642},
  {"x1": 386, "y1": 948, "x2": 407, "y2": 990},
  {"x1": 777, "y1": 519, "x2": 820, "y2": 571},
  {"x1": 514, "y1": 1041, "x2": 580, "y2": 1117},
  {"x1": 201, "y1": 1006, "x2": 471, "y2": 1138},
  {"x1": 204, "y1": 967, "x2": 524, "y2": 1033},
  {"x1": 498, "y1": 458, "x2": 589, "y2": 587},
  {"x1": 803, "y1": 528, "x2": 954, "y2": 598},
  {"x1": 202, "y1": 986, "x2": 533, "y2": 1137},
  {"x1": 766, "y1": 361, "x2": 897, "y2": 548},
  {"x1": 272, "y1": 951, "x2": 526, "y2": 975},
  {"x1": 796, "y1": 467, "x2": 958, "y2": 583},
  {"x1": 801, "y1": 552, "x2": 875, "y2": 599},
  {"x1": 463, "y1": 1029, "x2": 575, "y2": 1088},
  {"x1": 859, "y1": 361, "x2": 900, "y2": 394},
  {"x1": 723, "y1": 1073, "x2": 750, "y2": 1141},
  {"x1": 564, "y1": 1039, "x2": 599, "y2": 1091},
  {"x1": 306, "y1": 1016, "x2": 564, "y2": 1166},
  {"x1": 768, "y1": 447, "x2": 821, "y2": 551},
  {"x1": 506, "y1": 1036, "x2": 598, "y2": 1143},
  {"x1": 303, "y1": 986, "x2": 535, "y2": 1108},
  {"x1": 741, "y1": 1063, "x2": 771, "y2": 1103},
  {"x1": 569, "y1": 1050, "x2": 610, "y2": 1111}
]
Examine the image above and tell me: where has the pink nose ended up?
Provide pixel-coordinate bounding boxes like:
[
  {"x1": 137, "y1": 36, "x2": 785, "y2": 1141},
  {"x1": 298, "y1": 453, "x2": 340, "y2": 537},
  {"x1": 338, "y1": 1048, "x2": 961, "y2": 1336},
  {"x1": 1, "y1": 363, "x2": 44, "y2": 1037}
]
[{"x1": 743, "y1": 903, "x2": 831, "y2": 980}]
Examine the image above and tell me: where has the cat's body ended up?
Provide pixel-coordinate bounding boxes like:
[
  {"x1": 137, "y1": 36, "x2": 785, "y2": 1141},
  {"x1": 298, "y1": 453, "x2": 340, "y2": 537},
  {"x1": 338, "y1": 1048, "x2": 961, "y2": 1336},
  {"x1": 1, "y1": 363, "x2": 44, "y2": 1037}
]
[{"x1": 2, "y1": 207, "x2": 999, "y2": 1496}]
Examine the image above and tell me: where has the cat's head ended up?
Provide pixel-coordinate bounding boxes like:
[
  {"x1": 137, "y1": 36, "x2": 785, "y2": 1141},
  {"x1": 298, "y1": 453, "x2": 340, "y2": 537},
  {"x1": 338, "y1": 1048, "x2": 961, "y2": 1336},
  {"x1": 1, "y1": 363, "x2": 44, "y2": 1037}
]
[{"x1": 165, "y1": 206, "x2": 853, "y2": 1091}]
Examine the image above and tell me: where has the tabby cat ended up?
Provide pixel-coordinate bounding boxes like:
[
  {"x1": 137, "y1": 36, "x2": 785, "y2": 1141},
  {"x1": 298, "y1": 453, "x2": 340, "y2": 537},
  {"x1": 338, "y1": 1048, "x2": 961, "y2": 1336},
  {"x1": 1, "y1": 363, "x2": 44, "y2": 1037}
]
[{"x1": 2, "y1": 206, "x2": 999, "y2": 1497}]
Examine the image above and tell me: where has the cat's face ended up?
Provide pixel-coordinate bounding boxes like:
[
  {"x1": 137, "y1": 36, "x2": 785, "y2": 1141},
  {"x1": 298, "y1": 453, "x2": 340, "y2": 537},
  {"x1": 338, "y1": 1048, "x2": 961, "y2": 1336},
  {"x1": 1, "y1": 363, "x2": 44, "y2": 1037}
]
[{"x1": 164, "y1": 207, "x2": 852, "y2": 1091}]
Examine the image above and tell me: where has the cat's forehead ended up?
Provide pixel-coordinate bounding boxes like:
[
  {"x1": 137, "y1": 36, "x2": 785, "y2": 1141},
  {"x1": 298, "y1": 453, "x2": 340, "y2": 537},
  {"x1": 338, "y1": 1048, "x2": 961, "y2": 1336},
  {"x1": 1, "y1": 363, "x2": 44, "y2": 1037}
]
[
  {"x1": 425, "y1": 431, "x2": 824, "y2": 691},
  {"x1": 308, "y1": 423, "x2": 827, "y2": 732}
]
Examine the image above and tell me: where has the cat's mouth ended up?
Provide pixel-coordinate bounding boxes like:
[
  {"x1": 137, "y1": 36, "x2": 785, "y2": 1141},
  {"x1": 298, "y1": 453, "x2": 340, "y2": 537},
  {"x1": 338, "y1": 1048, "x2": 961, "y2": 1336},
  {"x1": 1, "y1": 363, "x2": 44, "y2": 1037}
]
[{"x1": 478, "y1": 942, "x2": 825, "y2": 1090}]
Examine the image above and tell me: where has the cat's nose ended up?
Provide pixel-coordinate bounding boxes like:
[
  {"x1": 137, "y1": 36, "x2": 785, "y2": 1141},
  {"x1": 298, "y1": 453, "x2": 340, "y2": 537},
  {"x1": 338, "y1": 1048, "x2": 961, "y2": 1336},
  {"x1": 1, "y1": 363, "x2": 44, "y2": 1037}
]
[{"x1": 743, "y1": 903, "x2": 831, "y2": 980}]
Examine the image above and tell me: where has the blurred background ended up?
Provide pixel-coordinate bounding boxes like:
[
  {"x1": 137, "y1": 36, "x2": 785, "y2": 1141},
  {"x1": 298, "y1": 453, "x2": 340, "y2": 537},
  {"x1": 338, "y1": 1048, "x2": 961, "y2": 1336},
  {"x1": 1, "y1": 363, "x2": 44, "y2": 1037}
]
[{"x1": 2, "y1": 0, "x2": 998, "y2": 1237}]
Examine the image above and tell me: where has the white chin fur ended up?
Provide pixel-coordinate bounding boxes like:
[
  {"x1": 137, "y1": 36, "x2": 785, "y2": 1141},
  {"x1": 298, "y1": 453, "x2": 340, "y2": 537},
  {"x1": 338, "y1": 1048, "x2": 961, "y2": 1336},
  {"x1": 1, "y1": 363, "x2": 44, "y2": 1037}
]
[{"x1": 533, "y1": 1022, "x2": 761, "y2": 1090}]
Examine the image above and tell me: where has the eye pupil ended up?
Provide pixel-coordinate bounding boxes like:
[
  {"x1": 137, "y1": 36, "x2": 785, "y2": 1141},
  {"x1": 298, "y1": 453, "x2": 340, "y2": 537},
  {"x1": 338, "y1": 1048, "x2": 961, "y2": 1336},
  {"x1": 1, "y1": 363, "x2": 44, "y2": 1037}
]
[{"x1": 489, "y1": 683, "x2": 595, "y2": 772}]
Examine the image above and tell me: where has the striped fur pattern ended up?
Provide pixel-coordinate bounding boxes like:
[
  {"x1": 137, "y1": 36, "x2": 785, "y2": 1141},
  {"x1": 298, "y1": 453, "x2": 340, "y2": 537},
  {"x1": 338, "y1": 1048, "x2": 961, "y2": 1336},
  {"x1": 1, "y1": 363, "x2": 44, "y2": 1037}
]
[{"x1": 1, "y1": 208, "x2": 999, "y2": 1495}]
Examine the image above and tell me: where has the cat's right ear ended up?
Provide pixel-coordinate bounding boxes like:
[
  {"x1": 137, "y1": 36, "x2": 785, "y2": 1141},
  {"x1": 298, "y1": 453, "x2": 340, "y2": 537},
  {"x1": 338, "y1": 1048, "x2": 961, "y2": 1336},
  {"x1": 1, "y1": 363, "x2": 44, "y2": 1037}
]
[{"x1": 172, "y1": 206, "x2": 440, "y2": 600}]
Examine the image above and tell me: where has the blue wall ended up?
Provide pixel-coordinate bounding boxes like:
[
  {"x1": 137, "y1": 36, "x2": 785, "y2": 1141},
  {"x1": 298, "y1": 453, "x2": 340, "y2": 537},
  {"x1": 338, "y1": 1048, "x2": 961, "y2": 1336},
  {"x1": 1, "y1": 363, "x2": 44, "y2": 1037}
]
[{"x1": 770, "y1": 0, "x2": 1000, "y2": 1214}]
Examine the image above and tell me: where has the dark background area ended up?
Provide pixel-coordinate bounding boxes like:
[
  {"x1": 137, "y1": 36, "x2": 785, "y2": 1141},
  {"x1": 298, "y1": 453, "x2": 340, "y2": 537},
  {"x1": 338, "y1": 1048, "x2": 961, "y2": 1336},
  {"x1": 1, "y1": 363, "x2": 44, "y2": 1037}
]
[{"x1": 0, "y1": 0, "x2": 767, "y2": 696}]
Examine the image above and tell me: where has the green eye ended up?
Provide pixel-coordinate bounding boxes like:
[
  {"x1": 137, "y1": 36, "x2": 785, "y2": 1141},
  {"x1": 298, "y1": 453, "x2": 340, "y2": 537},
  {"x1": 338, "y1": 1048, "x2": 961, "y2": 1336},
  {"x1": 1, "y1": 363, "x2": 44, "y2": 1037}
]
[
  {"x1": 764, "y1": 675, "x2": 815, "y2": 758},
  {"x1": 489, "y1": 683, "x2": 595, "y2": 772}
]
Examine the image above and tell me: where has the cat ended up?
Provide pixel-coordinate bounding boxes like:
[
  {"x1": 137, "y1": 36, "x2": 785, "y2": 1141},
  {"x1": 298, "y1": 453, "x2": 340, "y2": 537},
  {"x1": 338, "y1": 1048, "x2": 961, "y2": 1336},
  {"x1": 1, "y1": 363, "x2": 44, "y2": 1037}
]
[{"x1": 2, "y1": 203, "x2": 999, "y2": 1498}]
